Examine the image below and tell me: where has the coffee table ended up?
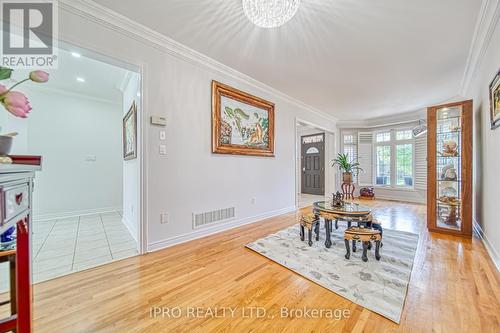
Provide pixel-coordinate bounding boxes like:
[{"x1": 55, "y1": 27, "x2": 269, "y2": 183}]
[{"x1": 312, "y1": 201, "x2": 372, "y2": 248}]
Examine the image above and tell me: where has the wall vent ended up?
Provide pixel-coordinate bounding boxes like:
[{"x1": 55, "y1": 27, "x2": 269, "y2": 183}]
[{"x1": 193, "y1": 207, "x2": 235, "y2": 229}]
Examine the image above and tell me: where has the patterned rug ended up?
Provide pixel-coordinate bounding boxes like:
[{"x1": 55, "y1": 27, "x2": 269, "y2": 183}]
[{"x1": 246, "y1": 225, "x2": 419, "y2": 323}]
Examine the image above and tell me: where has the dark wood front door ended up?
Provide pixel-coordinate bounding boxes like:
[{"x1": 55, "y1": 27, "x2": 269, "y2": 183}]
[{"x1": 301, "y1": 133, "x2": 325, "y2": 195}]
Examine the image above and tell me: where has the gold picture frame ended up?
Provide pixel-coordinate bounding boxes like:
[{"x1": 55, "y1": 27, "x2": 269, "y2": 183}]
[
  {"x1": 123, "y1": 101, "x2": 137, "y2": 160},
  {"x1": 211, "y1": 81, "x2": 275, "y2": 157},
  {"x1": 490, "y1": 69, "x2": 500, "y2": 130}
]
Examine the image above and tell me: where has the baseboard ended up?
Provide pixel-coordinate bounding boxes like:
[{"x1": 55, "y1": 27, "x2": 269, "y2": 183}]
[
  {"x1": 373, "y1": 195, "x2": 426, "y2": 205},
  {"x1": 122, "y1": 216, "x2": 138, "y2": 244},
  {"x1": 473, "y1": 218, "x2": 500, "y2": 272},
  {"x1": 147, "y1": 206, "x2": 296, "y2": 252},
  {"x1": 33, "y1": 206, "x2": 122, "y2": 222}
]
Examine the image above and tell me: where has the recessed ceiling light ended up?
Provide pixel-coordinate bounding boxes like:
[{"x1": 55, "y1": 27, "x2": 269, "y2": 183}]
[
  {"x1": 76, "y1": 77, "x2": 85, "y2": 83},
  {"x1": 71, "y1": 52, "x2": 81, "y2": 58}
]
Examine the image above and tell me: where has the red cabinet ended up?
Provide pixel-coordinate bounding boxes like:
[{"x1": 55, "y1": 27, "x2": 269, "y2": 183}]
[{"x1": 1, "y1": 165, "x2": 39, "y2": 333}]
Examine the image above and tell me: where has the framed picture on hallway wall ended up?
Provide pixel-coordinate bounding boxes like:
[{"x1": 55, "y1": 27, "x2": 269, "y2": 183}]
[
  {"x1": 490, "y1": 69, "x2": 500, "y2": 129},
  {"x1": 212, "y1": 81, "x2": 275, "y2": 157},
  {"x1": 123, "y1": 101, "x2": 137, "y2": 160}
]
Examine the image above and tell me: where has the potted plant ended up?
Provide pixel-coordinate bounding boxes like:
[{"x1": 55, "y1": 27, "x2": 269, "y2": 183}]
[{"x1": 332, "y1": 153, "x2": 362, "y2": 184}]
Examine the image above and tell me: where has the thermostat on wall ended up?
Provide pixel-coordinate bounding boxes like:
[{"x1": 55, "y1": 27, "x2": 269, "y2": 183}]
[{"x1": 151, "y1": 116, "x2": 167, "y2": 126}]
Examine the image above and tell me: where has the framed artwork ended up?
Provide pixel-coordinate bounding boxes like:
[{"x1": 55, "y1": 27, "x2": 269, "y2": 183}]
[
  {"x1": 123, "y1": 101, "x2": 137, "y2": 160},
  {"x1": 212, "y1": 81, "x2": 275, "y2": 157},
  {"x1": 490, "y1": 69, "x2": 500, "y2": 130}
]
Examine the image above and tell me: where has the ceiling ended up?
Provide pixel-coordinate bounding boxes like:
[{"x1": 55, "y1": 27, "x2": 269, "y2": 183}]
[
  {"x1": 94, "y1": 0, "x2": 481, "y2": 120},
  {"x1": 12, "y1": 47, "x2": 133, "y2": 103}
]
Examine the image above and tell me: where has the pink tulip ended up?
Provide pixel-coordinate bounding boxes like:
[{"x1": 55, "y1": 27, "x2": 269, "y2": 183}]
[
  {"x1": 29, "y1": 70, "x2": 49, "y2": 83},
  {"x1": 1, "y1": 91, "x2": 32, "y2": 118},
  {"x1": 0, "y1": 84, "x2": 7, "y2": 95}
]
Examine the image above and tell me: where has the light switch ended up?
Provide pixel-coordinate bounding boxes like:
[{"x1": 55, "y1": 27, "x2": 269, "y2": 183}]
[
  {"x1": 159, "y1": 144, "x2": 167, "y2": 155},
  {"x1": 85, "y1": 155, "x2": 97, "y2": 161},
  {"x1": 159, "y1": 131, "x2": 166, "y2": 140}
]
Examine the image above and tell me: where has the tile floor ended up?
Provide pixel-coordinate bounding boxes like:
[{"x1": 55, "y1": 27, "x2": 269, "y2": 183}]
[
  {"x1": 0, "y1": 211, "x2": 138, "y2": 292},
  {"x1": 298, "y1": 193, "x2": 326, "y2": 208}
]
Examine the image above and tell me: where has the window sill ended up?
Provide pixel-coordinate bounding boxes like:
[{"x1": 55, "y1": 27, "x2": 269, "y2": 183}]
[{"x1": 372, "y1": 185, "x2": 417, "y2": 192}]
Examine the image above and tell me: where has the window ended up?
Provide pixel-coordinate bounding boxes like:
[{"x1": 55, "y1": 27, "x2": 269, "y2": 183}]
[
  {"x1": 376, "y1": 146, "x2": 391, "y2": 185},
  {"x1": 342, "y1": 133, "x2": 358, "y2": 182},
  {"x1": 396, "y1": 144, "x2": 413, "y2": 185},
  {"x1": 306, "y1": 147, "x2": 319, "y2": 154},
  {"x1": 343, "y1": 134, "x2": 355, "y2": 145},
  {"x1": 373, "y1": 129, "x2": 414, "y2": 188},
  {"x1": 302, "y1": 135, "x2": 324, "y2": 144},
  {"x1": 376, "y1": 132, "x2": 391, "y2": 143},
  {"x1": 396, "y1": 130, "x2": 412, "y2": 141}
]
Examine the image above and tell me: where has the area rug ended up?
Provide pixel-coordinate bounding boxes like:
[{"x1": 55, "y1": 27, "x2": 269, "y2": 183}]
[{"x1": 246, "y1": 225, "x2": 419, "y2": 323}]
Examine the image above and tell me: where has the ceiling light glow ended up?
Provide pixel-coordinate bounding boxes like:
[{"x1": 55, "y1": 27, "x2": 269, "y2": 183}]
[
  {"x1": 242, "y1": 0, "x2": 301, "y2": 28},
  {"x1": 71, "y1": 52, "x2": 81, "y2": 58},
  {"x1": 76, "y1": 77, "x2": 85, "y2": 83}
]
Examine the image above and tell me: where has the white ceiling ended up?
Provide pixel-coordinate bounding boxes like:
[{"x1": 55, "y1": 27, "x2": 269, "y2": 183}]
[
  {"x1": 94, "y1": 0, "x2": 481, "y2": 120},
  {"x1": 12, "y1": 47, "x2": 132, "y2": 103}
]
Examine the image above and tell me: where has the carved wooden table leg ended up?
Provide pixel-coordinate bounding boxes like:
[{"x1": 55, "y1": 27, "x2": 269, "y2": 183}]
[
  {"x1": 335, "y1": 219, "x2": 338, "y2": 230},
  {"x1": 344, "y1": 239, "x2": 350, "y2": 259},
  {"x1": 324, "y1": 219, "x2": 332, "y2": 248},
  {"x1": 344, "y1": 227, "x2": 381, "y2": 262},
  {"x1": 362, "y1": 242, "x2": 369, "y2": 262},
  {"x1": 315, "y1": 222, "x2": 319, "y2": 241},
  {"x1": 308, "y1": 228, "x2": 313, "y2": 246},
  {"x1": 375, "y1": 240, "x2": 381, "y2": 260},
  {"x1": 300, "y1": 224, "x2": 305, "y2": 241}
]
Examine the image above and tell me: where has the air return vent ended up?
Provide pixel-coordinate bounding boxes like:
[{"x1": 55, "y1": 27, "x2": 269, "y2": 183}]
[{"x1": 193, "y1": 207, "x2": 235, "y2": 229}]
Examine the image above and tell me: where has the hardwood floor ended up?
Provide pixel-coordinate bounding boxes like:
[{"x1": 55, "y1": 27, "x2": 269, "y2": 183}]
[{"x1": 31, "y1": 200, "x2": 500, "y2": 332}]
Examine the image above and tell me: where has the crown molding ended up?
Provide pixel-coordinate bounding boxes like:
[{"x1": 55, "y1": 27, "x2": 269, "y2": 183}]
[
  {"x1": 337, "y1": 109, "x2": 426, "y2": 129},
  {"x1": 461, "y1": 0, "x2": 500, "y2": 95},
  {"x1": 23, "y1": 84, "x2": 121, "y2": 106},
  {"x1": 58, "y1": 0, "x2": 338, "y2": 123}
]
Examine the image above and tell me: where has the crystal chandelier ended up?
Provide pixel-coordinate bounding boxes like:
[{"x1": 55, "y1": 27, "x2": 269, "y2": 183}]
[{"x1": 242, "y1": 0, "x2": 301, "y2": 28}]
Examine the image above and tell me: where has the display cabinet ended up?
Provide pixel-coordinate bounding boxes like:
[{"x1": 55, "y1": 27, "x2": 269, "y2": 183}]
[{"x1": 427, "y1": 100, "x2": 472, "y2": 237}]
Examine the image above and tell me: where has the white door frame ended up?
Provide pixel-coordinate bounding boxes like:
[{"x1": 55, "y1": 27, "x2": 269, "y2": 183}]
[
  {"x1": 295, "y1": 118, "x2": 337, "y2": 208},
  {"x1": 57, "y1": 38, "x2": 149, "y2": 255}
]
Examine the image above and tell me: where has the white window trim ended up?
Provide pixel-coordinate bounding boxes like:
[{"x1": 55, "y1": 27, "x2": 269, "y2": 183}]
[{"x1": 373, "y1": 128, "x2": 415, "y2": 190}]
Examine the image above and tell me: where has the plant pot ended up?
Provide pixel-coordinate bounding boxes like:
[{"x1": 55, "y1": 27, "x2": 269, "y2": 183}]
[
  {"x1": 0, "y1": 136, "x2": 12, "y2": 156},
  {"x1": 342, "y1": 172, "x2": 353, "y2": 184}
]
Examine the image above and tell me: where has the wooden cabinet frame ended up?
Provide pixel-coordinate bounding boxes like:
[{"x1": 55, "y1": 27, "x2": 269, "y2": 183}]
[{"x1": 427, "y1": 100, "x2": 473, "y2": 237}]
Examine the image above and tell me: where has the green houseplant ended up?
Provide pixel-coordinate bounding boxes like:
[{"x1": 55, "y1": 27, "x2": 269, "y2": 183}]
[{"x1": 332, "y1": 153, "x2": 362, "y2": 184}]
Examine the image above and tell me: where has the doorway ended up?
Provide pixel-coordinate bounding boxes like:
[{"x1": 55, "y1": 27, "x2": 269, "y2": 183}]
[
  {"x1": 0, "y1": 43, "x2": 142, "y2": 284},
  {"x1": 301, "y1": 133, "x2": 325, "y2": 195},
  {"x1": 295, "y1": 120, "x2": 337, "y2": 208}
]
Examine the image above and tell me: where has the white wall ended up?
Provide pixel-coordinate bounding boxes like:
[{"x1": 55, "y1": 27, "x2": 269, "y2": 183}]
[
  {"x1": 466, "y1": 14, "x2": 500, "y2": 270},
  {"x1": 56, "y1": 3, "x2": 337, "y2": 251},
  {"x1": 121, "y1": 73, "x2": 141, "y2": 242},
  {"x1": 1, "y1": 87, "x2": 124, "y2": 219}
]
